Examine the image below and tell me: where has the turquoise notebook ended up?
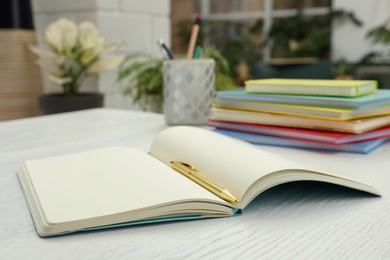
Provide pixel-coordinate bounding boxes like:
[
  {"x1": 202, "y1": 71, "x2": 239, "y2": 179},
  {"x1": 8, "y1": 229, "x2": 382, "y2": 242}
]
[{"x1": 217, "y1": 89, "x2": 390, "y2": 110}]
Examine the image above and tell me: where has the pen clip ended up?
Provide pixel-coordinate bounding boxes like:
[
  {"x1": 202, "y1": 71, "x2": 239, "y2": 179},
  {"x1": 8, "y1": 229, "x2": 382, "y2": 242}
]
[
  {"x1": 170, "y1": 160, "x2": 239, "y2": 204},
  {"x1": 172, "y1": 161, "x2": 197, "y2": 172}
]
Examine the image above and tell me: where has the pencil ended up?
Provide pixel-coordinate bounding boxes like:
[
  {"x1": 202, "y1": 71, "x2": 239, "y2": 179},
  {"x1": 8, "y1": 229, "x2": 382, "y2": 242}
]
[{"x1": 186, "y1": 13, "x2": 202, "y2": 59}]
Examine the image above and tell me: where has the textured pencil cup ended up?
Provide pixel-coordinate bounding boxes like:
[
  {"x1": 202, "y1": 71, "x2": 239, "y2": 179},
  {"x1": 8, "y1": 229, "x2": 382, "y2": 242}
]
[{"x1": 163, "y1": 59, "x2": 215, "y2": 125}]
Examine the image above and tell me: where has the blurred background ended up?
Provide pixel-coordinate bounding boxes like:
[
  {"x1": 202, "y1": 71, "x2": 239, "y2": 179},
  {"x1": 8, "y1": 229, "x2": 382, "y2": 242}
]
[{"x1": 1, "y1": 0, "x2": 390, "y2": 120}]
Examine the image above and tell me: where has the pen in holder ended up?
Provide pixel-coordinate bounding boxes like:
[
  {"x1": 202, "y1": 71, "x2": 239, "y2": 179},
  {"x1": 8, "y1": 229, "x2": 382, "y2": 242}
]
[{"x1": 163, "y1": 59, "x2": 215, "y2": 125}]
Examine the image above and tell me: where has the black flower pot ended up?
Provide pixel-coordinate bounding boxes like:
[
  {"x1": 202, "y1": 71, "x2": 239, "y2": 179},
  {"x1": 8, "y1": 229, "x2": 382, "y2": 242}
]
[{"x1": 38, "y1": 93, "x2": 104, "y2": 115}]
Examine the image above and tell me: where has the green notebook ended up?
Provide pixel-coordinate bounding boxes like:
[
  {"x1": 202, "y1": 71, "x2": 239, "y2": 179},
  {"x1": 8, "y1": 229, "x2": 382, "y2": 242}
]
[
  {"x1": 217, "y1": 89, "x2": 390, "y2": 110},
  {"x1": 245, "y1": 78, "x2": 377, "y2": 97}
]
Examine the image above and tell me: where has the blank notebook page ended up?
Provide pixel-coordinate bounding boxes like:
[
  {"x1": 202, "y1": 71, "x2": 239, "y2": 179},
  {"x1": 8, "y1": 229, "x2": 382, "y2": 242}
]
[{"x1": 24, "y1": 147, "x2": 224, "y2": 224}]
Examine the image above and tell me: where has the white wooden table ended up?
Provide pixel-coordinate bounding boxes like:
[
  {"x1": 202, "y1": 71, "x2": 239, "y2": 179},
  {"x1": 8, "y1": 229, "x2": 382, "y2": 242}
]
[{"x1": 1, "y1": 108, "x2": 389, "y2": 259}]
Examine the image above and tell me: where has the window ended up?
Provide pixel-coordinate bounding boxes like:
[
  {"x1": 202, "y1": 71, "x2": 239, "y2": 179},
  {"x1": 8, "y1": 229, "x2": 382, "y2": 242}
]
[{"x1": 171, "y1": 0, "x2": 332, "y2": 80}]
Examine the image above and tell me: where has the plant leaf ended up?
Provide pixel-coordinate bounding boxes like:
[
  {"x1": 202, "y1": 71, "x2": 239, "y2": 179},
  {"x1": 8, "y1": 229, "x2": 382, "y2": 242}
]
[
  {"x1": 87, "y1": 55, "x2": 126, "y2": 74},
  {"x1": 81, "y1": 41, "x2": 124, "y2": 65},
  {"x1": 48, "y1": 75, "x2": 72, "y2": 85},
  {"x1": 35, "y1": 60, "x2": 63, "y2": 77},
  {"x1": 29, "y1": 45, "x2": 58, "y2": 61}
]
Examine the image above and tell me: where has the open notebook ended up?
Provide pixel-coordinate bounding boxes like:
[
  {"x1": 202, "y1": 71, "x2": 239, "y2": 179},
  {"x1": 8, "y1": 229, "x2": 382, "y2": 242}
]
[{"x1": 17, "y1": 126, "x2": 380, "y2": 237}]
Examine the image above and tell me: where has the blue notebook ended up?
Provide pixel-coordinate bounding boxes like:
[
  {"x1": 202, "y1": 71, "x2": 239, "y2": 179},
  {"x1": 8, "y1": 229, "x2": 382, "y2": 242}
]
[
  {"x1": 214, "y1": 129, "x2": 390, "y2": 154},
  {"x1": 216, "y1": 89, "x2": 390, "y2": 110}
]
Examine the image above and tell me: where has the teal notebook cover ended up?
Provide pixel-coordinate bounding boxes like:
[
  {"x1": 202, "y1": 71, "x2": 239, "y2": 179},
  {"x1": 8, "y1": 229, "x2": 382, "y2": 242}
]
[
  {"x1": 49, "y1": 209, "x2": 243, "y2": 236},
  {"x1": 216, "y1": 89, "x2": 390, "y2": 109}
]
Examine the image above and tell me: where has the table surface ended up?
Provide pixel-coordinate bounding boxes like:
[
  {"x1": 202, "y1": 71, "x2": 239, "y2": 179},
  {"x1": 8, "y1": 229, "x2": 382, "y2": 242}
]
[{"x1": 1, "y1": 108, "x2": 389, "y2": 260}]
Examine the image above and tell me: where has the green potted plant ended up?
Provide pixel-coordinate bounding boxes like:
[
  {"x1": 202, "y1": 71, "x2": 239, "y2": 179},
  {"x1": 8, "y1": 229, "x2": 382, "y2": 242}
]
[
  {"x1": 333, "y1": 57, "x2": 354, "y2": 80},
  {"x1": 29, "y1": 17, "x2": 125, "y2": 114},
  {"x1": 118, "y1": 45, "x2": 236, "y2": 112},
  {"x1": 118, "y1": 52, "x2": 163, "y2": 112},
  {"x1": 366, "y1": 21, "x2": 390, "y2": 46},
  {"x1": 267, "y1": 9, "x2": 362, "y2": 60},
  {"x1": 365, "y1": 20, "x2": 390, "y2": 64}
]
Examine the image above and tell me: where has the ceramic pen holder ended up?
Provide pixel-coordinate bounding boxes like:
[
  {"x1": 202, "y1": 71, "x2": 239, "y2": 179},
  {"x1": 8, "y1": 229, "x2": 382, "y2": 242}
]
[{"x1": 163, "y1": 58, "x2": 215, "y2": 125}]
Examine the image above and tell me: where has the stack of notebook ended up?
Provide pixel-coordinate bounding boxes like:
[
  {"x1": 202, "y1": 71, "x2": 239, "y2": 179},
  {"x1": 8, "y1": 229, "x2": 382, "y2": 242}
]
[{"x1": 208, "y1": 78, "x2": 390, "y2": 153}]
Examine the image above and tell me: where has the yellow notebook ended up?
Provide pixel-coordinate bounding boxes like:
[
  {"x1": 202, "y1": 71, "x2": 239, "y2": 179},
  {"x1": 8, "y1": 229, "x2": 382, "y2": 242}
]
[
  {"x1": 210, "y1": 108, "x2": 390, "y2": 134},
  {"x1": 245, "y1": 78, "x2": 377, "y2": 97},
  {"x1": 213, "y1": 99, "x2": 390, "y2": 121}
]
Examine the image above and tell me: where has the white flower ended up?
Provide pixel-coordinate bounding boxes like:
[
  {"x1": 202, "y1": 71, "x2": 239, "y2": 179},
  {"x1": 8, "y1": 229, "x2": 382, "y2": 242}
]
[
  {"x1": 30, "y1": 17, "x2": 124, "y2": 94},
  {"x1": 87, "y1": 55, "x2": 126, "y2": 75},
  {"x1": 78, "y1": 21, "x2": 105, "y2": 51},
  {"x1": 44, "y1": 17, "x2": 78, "y2": 53}
]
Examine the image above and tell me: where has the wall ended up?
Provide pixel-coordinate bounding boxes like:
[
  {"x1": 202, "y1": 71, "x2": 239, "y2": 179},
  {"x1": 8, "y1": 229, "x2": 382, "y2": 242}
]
[
  {"x1": 170, "y1": 0, "x2": 195, "y2": 54},
  {"x1": 31, "y1": 0, "x2": 170, "y2": 110},
  {"x1": 332, "y1": 0, "x2": 390, "y2": 62}
]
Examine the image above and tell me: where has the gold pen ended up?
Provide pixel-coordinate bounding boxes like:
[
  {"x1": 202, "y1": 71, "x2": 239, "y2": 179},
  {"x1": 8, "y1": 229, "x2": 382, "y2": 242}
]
[{"x1": 170, "y1": 161, "x2": 239, "y2": 204}]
